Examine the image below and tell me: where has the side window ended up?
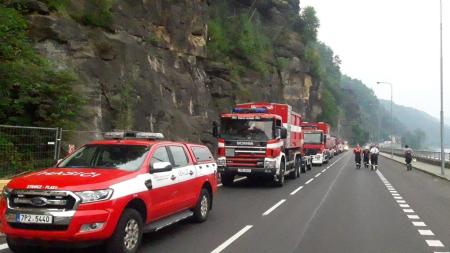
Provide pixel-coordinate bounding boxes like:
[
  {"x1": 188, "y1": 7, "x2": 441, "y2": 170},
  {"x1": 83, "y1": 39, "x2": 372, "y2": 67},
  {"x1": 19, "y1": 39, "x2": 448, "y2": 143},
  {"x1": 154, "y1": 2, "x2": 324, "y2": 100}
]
[
  {"x1": 168, "y1": 146, "x2": 189, "y2": 167},
  {"x1": 150, "y1": 147, "x2": 171, "y2": 167},
  {"x1": 192, "y1": 147, "x2": 214, "y2": 162}
]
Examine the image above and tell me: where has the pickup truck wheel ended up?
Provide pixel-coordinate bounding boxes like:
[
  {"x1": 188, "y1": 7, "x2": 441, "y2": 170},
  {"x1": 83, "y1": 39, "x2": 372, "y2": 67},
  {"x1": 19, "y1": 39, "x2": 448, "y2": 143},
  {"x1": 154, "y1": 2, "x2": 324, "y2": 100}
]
[
  {"x1": 274, "y1": 160, "x2": 285, "y2": 187},
  {"x1": 6, "y1": 238, "x2": 41, "y2": 253},
  {"x1": 105, "y1": 208, "x2": 143, "y2": 253},
  {"x1": 192, "y1": 188, "x2": 211, "y2": 223},
  {"x1": 221, "y1": 174, "x2": 234, "y2": 186}
]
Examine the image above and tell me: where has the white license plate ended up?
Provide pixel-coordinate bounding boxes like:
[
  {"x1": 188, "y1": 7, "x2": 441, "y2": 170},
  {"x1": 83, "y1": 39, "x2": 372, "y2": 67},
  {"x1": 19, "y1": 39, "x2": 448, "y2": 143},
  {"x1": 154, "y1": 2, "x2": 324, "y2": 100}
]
[
  {"x1": 16, "y1": 214, "x2": 53, "y2": 224},
  {"x1": 225, "y1": 149, "x2": 235, "y2": 157},
  {"x1": 238, "y1": 168, "x2": 251, "y2": 173}
]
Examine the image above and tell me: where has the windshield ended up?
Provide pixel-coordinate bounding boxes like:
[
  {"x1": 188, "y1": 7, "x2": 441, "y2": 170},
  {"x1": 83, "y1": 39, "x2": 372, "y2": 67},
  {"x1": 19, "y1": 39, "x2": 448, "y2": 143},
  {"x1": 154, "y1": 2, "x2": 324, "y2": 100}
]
[
  {"x1": 58, "y1": 144, "x2": 150, "y2": 171},
  {"x1": 221, "y1": 118, "x2": 274, "y2": 141},
  {"x1": 304, "y1": 133, "x2": 323, "y2": 144}
]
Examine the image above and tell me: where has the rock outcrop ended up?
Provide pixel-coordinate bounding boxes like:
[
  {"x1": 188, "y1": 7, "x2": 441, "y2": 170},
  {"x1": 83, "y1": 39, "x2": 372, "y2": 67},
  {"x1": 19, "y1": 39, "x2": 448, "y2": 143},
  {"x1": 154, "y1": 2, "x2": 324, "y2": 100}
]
[{"x1": 23, "y1": 0, "x2": 322, "y2": 147}]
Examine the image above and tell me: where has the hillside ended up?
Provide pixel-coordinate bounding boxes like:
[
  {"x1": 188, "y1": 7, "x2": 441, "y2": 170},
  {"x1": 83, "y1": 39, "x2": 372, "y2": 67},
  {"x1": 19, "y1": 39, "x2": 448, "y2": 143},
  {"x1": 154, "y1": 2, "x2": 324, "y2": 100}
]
[{"x1": 380, "y1": 100, "x2": 450, "y2": 148}]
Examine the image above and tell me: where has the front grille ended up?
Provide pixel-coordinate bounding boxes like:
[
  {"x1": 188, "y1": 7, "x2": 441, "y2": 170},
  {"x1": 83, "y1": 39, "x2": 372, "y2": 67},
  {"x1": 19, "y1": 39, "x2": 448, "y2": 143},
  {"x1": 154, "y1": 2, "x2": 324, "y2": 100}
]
[
  {"x1": 8, "y1": 223, "x2": 68, "y2": 231},
  {"x1": 305, "y1": 149, "x2": 320, "y2": 156},
  {"x1": 8, "y1": 190, "x2": 77, "y2": 211}
]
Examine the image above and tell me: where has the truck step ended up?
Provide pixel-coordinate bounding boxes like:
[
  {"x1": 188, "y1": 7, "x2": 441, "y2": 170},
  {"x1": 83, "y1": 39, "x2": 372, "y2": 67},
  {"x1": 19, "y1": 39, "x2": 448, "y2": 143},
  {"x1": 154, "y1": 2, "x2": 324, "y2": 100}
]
[{"x1": 143, "y1": 210, "x2": 194, "y2": 233}]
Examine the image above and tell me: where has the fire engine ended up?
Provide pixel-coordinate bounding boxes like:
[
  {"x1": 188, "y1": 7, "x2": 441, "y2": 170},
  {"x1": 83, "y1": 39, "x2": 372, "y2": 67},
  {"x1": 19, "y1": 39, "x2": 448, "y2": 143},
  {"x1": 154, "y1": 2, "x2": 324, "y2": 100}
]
[
  {"x1": 0, "y1": 132, "x2": 217, "y2": 253},
  {"x1": 302, "y1": 122, "x2": 331, "y2": 165},
  {"x1": 213, "y1": 102, "x2": 312, "y2": 187}
]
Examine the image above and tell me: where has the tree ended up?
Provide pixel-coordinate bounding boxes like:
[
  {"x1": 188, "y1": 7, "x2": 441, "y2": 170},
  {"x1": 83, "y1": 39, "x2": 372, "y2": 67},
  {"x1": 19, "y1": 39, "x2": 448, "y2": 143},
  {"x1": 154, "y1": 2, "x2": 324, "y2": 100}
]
[{"x1": 299, "y1": 6, "x2": 320, "y2": 44}]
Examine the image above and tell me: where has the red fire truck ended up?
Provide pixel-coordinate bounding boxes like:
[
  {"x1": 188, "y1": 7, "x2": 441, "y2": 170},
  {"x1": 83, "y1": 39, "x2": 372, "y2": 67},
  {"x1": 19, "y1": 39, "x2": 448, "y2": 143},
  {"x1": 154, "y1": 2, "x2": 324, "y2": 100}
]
[
  {"x1": 213, "y1": 102, "x2": 311, "y2": 187},
  {"x1": 302, "y1": 122, "x2": 331, "y2": 165}
]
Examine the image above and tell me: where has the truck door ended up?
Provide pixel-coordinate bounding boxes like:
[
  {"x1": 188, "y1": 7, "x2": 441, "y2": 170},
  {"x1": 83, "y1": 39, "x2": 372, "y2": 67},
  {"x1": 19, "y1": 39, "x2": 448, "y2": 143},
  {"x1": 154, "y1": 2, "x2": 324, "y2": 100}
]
[
  {"x1": 167, "y1": 145, "x2": 196, "y2": 209},
  {"x1": 147, "y1": 145, "x2": 180, "y2": 220}
]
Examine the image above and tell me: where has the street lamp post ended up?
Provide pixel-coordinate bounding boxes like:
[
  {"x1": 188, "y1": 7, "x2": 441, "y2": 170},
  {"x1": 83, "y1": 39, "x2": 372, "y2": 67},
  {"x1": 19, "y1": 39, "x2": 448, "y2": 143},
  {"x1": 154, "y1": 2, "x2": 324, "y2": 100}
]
[
  {"x1": 439, "y1": 0, "x2": 445, "y2": 175},
  {"x1": 377, "y1": 81, "x2": 394, "y2": 158}
]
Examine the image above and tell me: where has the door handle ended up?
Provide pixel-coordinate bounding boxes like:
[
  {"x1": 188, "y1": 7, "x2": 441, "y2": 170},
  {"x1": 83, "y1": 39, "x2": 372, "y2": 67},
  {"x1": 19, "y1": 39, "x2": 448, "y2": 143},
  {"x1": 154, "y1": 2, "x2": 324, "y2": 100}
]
[
  {"x1": 189, "y1": 170, "x2": 194, "y2": 176},
  {"x1": 144, "y1": 179, "x2": 152, "y2": 189},
  {"x1": 170, "y1": 175, "x2": 176, "y2": 181}
]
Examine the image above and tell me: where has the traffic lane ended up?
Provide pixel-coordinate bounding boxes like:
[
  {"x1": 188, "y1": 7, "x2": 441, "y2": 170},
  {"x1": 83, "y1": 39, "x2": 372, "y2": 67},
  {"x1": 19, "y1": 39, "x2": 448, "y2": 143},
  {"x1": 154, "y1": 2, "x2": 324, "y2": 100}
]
[
  {"x1": 223, "y1": 152, "x2": 430, "y2": 253},
  {"x1": 211, "y1": 153, "x2": 352, "y2": 253},
  {"x1": 379, "y1": 156, "x2": 450, "y2": 248},
  {"x1": 142, "y1": 156, "x2": 347, "y2": 253}
]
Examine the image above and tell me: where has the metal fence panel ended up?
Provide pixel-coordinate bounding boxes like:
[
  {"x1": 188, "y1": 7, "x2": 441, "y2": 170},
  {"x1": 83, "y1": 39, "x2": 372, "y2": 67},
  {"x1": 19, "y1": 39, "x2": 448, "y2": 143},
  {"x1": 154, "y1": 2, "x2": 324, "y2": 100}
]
[{"x1": 0, "y1": 125, "x2": 59, "y2": 178}]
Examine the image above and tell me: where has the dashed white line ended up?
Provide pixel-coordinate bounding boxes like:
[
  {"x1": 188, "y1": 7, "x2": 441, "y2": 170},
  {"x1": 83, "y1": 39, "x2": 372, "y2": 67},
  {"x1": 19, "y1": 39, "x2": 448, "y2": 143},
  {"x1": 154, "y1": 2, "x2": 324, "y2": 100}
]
[
  {"x1": 392, "y1": 193, "x2": 400, "y2": 196},
  {"x1": 418, "y1": 230, "x2": 435, "y2": 236},
  {"x1": 399, "y1": 204, "x2": 410, "y2": 208},
  {"x1": 394, "y1": 196, "x2": 403, "y2": 199},
  {"x1": 412, "y1": 221, "x2": 427, "y2": 227},
  {"x1": 397, "y1": 200, "x2": 406, "y2": 203},
  {"x1": 403, "y1": 209, "x2": 415, "y2": 213},
  {"x1": 290, "y1": 186, "x2": 304, "y2": 195},
  {"x1": 407, "y1": 215, "x2": 420, "y2": 219},
  {"x1": 315, "y1": 173, "x2": 321, "y2": 178},
  {"x1": 211, "y1": 225, "x2": 253, "y2": 253},
  {"x1": 426, "y1": 240, "x2": 445, "y2": 247},
  {"x1": 305, "y1": 178, "x2": 314, "y2": 184},
  {"x1": 262, "y1": 199, "x2": 286, "y2": 216},
  {"x1": 321, "y1": 169, "x2": 326, "y2": 173}
]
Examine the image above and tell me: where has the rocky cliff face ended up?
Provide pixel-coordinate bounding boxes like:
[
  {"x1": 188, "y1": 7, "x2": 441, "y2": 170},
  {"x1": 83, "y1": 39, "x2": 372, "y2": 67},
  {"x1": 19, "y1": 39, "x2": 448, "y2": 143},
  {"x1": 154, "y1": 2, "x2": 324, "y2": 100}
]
[{"x1": 23, "y1": 0, "x2": 321, "y2": 146}]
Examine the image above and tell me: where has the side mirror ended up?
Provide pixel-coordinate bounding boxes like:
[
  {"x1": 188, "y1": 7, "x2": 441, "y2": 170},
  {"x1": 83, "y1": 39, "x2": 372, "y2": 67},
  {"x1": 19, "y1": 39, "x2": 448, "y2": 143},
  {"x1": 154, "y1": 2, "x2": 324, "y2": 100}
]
[
  {"x1": 275, "y1": 127, "x2": 288, "y2": 139},
  {"x1": 151, "y1": 162, "x2": 173, "y2": 174}
]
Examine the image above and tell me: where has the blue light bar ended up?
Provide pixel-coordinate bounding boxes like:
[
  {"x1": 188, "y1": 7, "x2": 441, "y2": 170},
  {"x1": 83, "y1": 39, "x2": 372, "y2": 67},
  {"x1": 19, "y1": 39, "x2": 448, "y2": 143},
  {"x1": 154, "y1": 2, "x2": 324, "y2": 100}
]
[{"x1": 232, "y1": 108, "x2": 268, "y2": 113}]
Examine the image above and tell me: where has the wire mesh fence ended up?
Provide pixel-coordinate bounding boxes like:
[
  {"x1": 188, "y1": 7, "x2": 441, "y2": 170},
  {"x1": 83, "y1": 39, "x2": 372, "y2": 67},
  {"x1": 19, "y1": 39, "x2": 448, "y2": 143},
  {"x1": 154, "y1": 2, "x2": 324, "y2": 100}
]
[{"x1": 0, "y1": 125, "x2": 59, "y2": 178}]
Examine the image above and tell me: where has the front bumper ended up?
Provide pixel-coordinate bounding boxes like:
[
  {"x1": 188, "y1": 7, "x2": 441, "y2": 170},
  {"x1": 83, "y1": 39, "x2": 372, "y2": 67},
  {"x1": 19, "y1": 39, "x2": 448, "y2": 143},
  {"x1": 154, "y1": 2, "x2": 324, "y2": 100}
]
[
  {"x1": 218, "y1": 166, "x2": 277, "y2": 176},
  {"x1": 0, "y1": 198, "x2": 121, "y2": 243},
  {"x1": 312, "y1": 154, "x2": 324, "y2": 164}
]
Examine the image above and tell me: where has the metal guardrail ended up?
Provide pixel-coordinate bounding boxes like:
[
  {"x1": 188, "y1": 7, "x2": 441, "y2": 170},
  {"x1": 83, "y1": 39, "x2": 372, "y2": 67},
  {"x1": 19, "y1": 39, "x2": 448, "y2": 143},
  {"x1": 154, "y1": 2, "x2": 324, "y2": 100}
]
[{"x1": 380, "y1": 148, "x2": 450, "y2": 168}]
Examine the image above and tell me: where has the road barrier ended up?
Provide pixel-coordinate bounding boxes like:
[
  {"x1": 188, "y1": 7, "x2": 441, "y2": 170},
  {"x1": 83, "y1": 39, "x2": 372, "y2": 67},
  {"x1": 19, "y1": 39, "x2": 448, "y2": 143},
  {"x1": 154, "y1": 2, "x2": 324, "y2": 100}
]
[
  {"x1": 380, "y1": 148, "x2": 450, "y2": 168},
  {"x1": 0, "y1": 125, "x2": 113, "y2": 178}
]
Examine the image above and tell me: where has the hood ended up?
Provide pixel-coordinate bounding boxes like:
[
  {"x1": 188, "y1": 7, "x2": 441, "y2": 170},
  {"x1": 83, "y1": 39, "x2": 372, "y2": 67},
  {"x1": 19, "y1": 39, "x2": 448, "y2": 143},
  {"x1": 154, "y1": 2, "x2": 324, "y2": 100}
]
[{"x1": 7, "y1": 168, "x2": 137, "y2": 192}]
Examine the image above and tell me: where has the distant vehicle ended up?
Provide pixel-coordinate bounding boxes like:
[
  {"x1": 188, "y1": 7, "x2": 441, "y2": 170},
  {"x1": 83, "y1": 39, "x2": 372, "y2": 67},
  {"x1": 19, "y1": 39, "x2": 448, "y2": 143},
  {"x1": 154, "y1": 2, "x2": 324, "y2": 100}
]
[
  {"x1": 214, "y1": 102, "x2": 312, "y2": 187},
  {"x1": 302, "y1": 122, "x2": 331, "y2": 166},
  {"x1": 0, "y1": 132, "x2": 217, "y2": 253}
]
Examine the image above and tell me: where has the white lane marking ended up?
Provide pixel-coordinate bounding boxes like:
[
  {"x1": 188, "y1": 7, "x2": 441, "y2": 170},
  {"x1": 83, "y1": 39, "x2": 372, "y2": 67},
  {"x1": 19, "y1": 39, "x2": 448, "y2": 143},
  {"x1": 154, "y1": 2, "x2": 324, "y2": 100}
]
[
  {"x1": 394, "y1": 196, "x2": 403, "y2": 199},
  {"x1": 290, "y1": 186, "x2": 304, "y2": 195},
  {"x1": 262, "y1": 199, "x2": 286, "y2": 216},
  {"x1": 315, "y1": 173, "x2": 321, "y2": 178},
  {"x1": 321, "y1": 169, "x2": 326, "y2": 173},
  {"x1": 392, "y1": 193, "x2": 400, "y2": 196},
  {"x1": 418, "y1": 229, "x2": 435, "y2": 236},
  {"x1": 403, "y1": 209, "x2": 415, "y2": 213},
  {"x1": 305, "y1": 178, "x2": 314, "y2": 184},
  {"x1": 399, "y1": 204, "x2": 410, "y2": 208},
  {"x1": 412, "y1": 221, "x2": 427, "y2": 227},
  {"x1": 389, "y1": 190, "x2": 398, "y2": 193},
  {"x1": 0, "y1": 244, "x2": 7, "y2": 250},
  {"x1": 407, "y1": 215, "x2": 420, "y2": 219},
  {"x1": 397, "y1": 200, "x2": 406, "y2": 203},
  {"x1": 426, "y1": 240, "x2": 445, "y2": 247},
  {"x1": 211, "y1": 225, "x2": 253, "y2": 253}
]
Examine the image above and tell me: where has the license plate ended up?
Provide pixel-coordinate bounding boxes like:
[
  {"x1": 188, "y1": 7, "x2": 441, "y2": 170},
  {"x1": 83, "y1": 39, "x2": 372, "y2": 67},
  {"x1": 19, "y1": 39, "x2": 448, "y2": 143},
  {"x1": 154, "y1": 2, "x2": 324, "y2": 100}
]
[
  {"x1": 225, "y1": 149, "x2": 235, "y2": 157},
  {"x1": 16, "y1": 214, "x2": 53, "y2": 224},
  {"x1": 238, "y1": 168, "x2": 251, "y2": 173}
]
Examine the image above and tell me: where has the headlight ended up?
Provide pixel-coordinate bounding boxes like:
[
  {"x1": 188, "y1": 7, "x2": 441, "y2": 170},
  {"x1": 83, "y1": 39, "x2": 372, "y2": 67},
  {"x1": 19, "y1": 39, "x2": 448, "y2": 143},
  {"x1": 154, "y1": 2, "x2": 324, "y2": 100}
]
[
  {"x1": 75, "y1": 189, "x2": 113, "y2": 204},
  {"x1": 264, "y1": 159, "x2": 277, "y2": 169},
  {"x1": 217, "y1": 157, "x2": 226, "y2": 167},
  {"x1": 1, "y1": 187, "x2": 11, "y2": 199}
]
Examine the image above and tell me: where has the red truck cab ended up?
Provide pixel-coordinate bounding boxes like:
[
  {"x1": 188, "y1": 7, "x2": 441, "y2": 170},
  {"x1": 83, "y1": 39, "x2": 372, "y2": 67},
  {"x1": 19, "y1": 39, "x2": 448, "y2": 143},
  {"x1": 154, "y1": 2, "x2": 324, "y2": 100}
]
[
  {"x1": 302, "y1": 122, "x2": 331, "y2": 165},
  {"x1": 0, "y1": 132, "x2": 217, "y2": 253},
  {"x1": 214, "y1": 102, "x2": 311, "y2": 187}
]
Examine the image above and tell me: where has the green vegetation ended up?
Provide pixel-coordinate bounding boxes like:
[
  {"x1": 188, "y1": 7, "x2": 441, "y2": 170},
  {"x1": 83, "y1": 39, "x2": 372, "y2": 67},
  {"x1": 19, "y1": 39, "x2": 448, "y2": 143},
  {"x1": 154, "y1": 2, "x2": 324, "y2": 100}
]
[
  {"x1": 81, "y1": 0, "x2": 114, "y2": 29},
  {"x1": 0, "y1": 5, "x2": 81, "y2": 128},
  {"x1": 207, "y1": 3, "x2": 272, "y2": 76},
  {"x1": 298, "y1": 6, "x2": 320, "y2": 44}
]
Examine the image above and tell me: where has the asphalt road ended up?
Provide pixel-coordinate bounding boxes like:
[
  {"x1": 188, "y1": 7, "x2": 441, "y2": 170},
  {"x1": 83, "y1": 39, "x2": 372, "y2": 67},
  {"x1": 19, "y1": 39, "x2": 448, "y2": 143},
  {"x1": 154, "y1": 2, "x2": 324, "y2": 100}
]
[{"x1": 1, "y1": 152, "x2": 450, "y2": 253}]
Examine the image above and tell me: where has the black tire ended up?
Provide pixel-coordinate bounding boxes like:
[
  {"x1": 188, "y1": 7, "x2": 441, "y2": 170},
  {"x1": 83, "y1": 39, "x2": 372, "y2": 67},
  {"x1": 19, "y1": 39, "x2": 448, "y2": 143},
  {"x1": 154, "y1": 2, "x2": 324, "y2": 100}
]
[
  {"x1": 220, "y1": 174, "x2": 235, "y2": 186},
  {"x1": 105, "y1": 208, "x2": 143, "y2": 253},
  {"x1": 192, "y1": 188, "x2": 211, "y2": 223},
  {"x1": 6, "y1": 238, "x2": 40, "y2": 253},
  {"x1": 289, "y1": 157, "x2": 300, "y2": 179},
  {"x1": 307, "y1": 161, "x2": 312, "y2": 171},
  {"x1": 274, "y1": 160, "x2": 285, "y2": 187}
]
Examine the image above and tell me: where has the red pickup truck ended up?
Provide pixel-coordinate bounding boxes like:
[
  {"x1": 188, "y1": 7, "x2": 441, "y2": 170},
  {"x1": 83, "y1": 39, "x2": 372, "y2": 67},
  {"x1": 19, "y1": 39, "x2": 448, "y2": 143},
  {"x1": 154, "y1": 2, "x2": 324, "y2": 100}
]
[{"x1": 0, "y1": 132, "x2": 217, "y2": 253}]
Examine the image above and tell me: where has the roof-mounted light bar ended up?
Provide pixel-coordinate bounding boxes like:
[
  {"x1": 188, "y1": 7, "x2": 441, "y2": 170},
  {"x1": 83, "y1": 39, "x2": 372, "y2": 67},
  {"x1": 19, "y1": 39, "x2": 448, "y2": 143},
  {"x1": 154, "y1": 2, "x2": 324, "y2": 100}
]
[
  {"x1": 104, "y1": 131, "x2": 164, "y2": 140},
  {"x1": 232, "y1": 107, "x2": 268, "y2": 113}
]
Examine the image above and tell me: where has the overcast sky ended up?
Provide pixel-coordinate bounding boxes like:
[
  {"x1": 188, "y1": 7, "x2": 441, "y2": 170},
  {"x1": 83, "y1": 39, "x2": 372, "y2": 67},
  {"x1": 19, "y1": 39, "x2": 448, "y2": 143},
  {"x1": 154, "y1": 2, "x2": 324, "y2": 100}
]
[{"x1": 301, "y1": 0, "x2": 449, "y2": 120}]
